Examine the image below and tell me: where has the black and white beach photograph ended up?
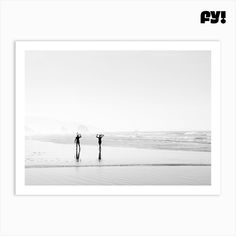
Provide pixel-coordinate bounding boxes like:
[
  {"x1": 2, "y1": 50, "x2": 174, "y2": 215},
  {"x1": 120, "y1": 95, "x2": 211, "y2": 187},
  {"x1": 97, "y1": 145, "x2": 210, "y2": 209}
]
[{"x1": 20, "y1": 42, "x2": 211, "y2": 186}]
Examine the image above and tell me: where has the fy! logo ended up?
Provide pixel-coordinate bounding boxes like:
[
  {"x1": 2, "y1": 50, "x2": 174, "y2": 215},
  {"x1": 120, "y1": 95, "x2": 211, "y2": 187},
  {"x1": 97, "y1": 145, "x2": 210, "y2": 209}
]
[{"x1": 200, "y1": 11, "x2": 226, "y2": 24}]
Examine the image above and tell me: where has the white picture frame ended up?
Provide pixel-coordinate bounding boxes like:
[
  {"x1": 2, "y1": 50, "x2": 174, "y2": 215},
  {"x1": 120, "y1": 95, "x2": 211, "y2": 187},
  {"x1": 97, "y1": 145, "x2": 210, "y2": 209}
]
[{"x1": 15, "y1": 40, "x2": 221, "y2": 196}]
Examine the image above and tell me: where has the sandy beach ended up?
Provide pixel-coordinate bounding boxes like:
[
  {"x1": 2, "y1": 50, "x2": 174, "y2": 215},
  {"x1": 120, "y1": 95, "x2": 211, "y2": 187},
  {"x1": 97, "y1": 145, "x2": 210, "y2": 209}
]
[
  {"x1": 26, "y1": 165, "x2": 210, "y2": 185},
  {"x1": 25, "y1": 140, "x2": 211, "y2": 185}
]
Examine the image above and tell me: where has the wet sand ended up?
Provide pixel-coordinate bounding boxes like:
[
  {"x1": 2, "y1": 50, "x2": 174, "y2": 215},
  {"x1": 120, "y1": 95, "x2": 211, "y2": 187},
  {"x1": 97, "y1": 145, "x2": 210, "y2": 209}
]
[
  {"x1": 25, "y1": 165, "x2": 211, "y2": 185},
  {"x1": 25, "y1": 141, "x2": 211, "y2": 185}
]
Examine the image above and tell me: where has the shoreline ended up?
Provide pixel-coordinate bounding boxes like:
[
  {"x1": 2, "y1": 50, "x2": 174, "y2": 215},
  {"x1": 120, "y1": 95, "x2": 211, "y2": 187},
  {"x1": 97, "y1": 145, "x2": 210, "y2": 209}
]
[{"x1": 25, "y1": 140, "x2": 211, "y2": 185}]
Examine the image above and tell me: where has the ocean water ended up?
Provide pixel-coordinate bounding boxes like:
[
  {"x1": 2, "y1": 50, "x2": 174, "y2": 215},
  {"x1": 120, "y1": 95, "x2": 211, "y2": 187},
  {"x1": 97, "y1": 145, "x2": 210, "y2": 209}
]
[{"x1": 27, "y1": 131, "x2": 211, "y2": 152}]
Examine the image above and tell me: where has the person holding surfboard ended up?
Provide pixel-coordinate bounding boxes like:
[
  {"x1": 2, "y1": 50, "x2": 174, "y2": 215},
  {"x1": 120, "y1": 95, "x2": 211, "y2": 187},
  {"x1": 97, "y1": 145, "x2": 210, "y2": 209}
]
[
  {"x1": 96, "y1": 134, "x2": 104, "y2": 161},
  {"x1": 74, "y1": 133, "x2": 82, "y2": 161}
]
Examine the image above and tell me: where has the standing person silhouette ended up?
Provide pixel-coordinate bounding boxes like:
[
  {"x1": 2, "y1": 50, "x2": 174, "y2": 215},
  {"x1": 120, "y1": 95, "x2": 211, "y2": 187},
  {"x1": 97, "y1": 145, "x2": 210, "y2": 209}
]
[
  {"x1": 96, "y1": 134, "x2": 104, "y2": 161},
  {"x1": 74, "y1": 133, "x2": 82, "y2": 161}
]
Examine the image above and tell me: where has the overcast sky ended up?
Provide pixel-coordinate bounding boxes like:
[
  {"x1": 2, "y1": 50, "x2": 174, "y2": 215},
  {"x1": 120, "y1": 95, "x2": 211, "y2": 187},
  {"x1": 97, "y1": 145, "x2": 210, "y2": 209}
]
[{"x1": 25, "y1": 50, "x2": 211, "y2": 132}]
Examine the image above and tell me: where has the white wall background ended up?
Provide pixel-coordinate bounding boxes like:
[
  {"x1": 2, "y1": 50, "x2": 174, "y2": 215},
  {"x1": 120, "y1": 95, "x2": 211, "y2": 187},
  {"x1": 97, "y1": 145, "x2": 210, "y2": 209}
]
[{"x1": 0, "y1": 1, "x2": 235, "y2": 236}]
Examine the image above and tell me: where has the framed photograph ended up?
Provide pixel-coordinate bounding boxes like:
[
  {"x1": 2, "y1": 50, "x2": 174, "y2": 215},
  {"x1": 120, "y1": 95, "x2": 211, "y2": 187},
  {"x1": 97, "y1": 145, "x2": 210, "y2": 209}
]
[
  {"x1": 1, "y1": 1, "x2": 235, "y2": 236},
  {"x1": 15, "y1": 40, "x2": 220, "y2": 195}
]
